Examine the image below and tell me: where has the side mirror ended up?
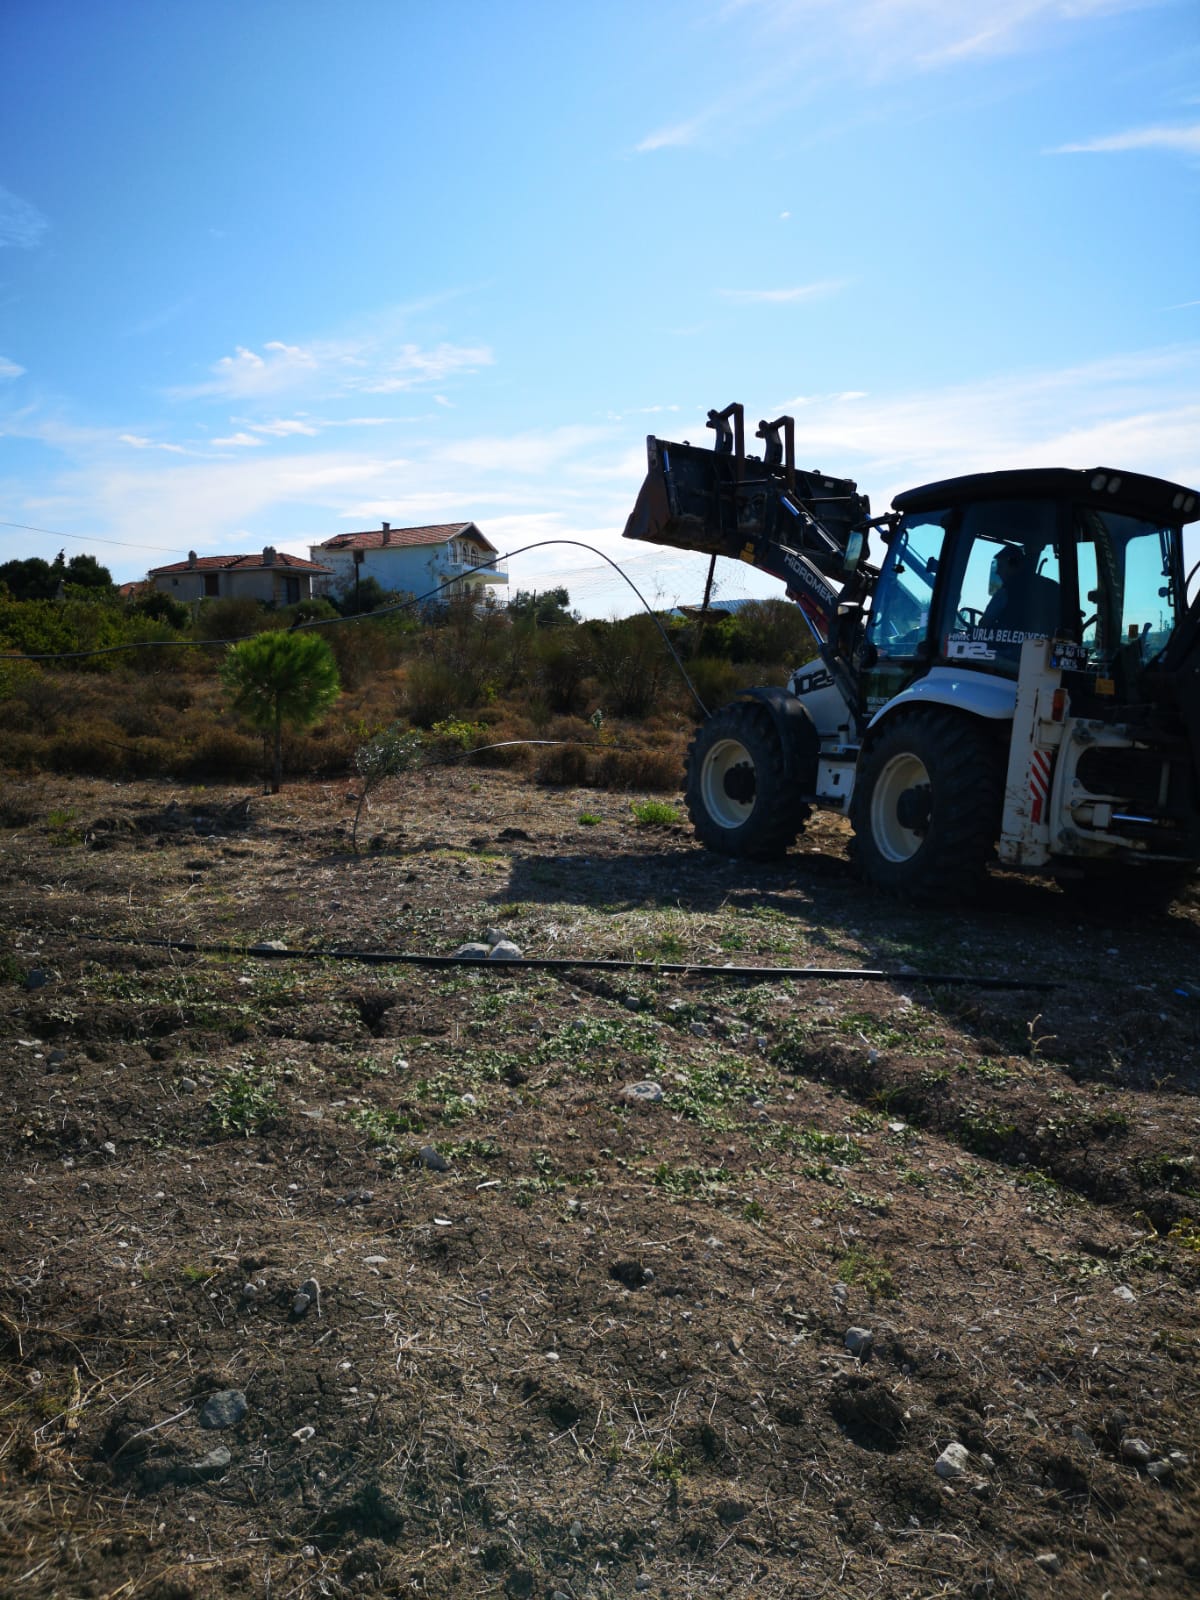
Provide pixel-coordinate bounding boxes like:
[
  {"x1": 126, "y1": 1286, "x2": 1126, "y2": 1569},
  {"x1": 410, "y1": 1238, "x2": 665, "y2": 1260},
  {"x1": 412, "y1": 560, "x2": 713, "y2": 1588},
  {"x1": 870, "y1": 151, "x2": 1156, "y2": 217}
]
[{"x1": 843, "y1": 529, "x2": 865, "y2": 577}]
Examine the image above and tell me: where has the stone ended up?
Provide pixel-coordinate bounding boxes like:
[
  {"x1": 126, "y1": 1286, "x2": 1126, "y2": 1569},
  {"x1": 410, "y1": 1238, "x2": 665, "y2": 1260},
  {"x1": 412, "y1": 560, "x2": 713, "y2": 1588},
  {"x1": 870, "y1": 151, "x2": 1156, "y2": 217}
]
[
  {"x1": 250, "y1": 940, "x2": 288, "y2": 954},
  {"x1": 635, "y1": 1576, "x2": 652, "y2": 1592},
  {"x1": 453, "y1": 943, "x2": 492, "y2": 960},
  {"x1": 620, "y1": 1080, "x2": 664, "y2": 1105},
  {"x1": 199, "y1": 1389, "x2": 248, "y2": 1430},
  {"x1": 844, "y1": 1326, "x2": 873, "y2": 1359},
  {"x1": 935, "y1": 1442, "x2": 970, "y2": 1479},
  {"x1": 1033, "y1": 1552, "x2": 1062, "y2": 1575},
  {"x1": 483, "y1": 928, "x2": 509, "y2": 947},
  {"x1": 487, "y1": 940, "x2": 522, "y2": 961},
  {"x1": 1146, "y1": 1458, "x2": 1173, "y2": 1481},
  {"x1": 178, "y1": 1077, "x2": 198, "y2": 1094},
  {"x1": 622, "y1": 995, "x2": 641, "y2": 1012},
  {"x1": 419, "y1": 1145, "x2": 450, "y2": 1172},
  {"x1": 1120, "y1": 1437, "x2": 1153, "y2": 1467},
  {"x1": 24, "y1": 969, "x2": 50, "y2": 990},
  {"x1": 1112, "y1": 1283, "x2": 1136, "y2": 1303},
  {"x1": 689, "y1": 1021, "x2": 709, "y2": 1037},
  {"x1": 293, "y1": 1277, "x2": 319, "y2": 1317}
]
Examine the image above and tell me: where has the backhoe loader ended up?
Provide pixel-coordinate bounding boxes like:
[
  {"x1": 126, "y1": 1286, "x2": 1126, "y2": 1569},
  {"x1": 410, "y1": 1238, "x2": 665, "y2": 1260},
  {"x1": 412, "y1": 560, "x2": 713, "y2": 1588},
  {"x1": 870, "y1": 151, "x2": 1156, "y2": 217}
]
[{"x1": 623, "y1": 403, "x2": 1200, "y2": 903}]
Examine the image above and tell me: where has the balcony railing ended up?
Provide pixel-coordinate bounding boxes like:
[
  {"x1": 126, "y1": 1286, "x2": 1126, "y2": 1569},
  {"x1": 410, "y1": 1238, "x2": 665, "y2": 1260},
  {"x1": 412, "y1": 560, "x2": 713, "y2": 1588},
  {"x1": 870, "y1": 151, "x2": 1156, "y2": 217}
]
[{"x1": 439, "y1": 558, "x2": 508, "y2": 583}]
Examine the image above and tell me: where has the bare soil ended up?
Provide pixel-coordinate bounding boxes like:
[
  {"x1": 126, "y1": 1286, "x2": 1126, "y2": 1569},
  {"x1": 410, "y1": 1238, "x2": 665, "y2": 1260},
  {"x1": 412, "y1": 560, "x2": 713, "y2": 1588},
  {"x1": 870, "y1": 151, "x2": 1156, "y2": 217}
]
[{"x1": 0, "y1": 769, "x2": 1197, "y2": 1600}]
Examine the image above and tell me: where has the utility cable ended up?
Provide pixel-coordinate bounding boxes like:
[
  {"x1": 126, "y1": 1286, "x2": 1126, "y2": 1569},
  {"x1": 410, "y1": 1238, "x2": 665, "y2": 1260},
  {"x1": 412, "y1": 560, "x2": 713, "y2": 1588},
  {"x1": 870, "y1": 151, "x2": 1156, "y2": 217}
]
[{"x1": 58, "y1": 930, "x2": 1058, "y2": 990}]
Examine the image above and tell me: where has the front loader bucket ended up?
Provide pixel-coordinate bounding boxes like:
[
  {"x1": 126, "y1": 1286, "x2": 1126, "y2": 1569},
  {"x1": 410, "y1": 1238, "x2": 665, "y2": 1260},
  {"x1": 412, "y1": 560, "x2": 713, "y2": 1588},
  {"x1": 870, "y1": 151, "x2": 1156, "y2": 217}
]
[
  {"x1": 623, "y1": 427, "x2": 871, "y2": 578},
  {"x1": 622, "y1": 435, "x2": 744, "y2": 560}
]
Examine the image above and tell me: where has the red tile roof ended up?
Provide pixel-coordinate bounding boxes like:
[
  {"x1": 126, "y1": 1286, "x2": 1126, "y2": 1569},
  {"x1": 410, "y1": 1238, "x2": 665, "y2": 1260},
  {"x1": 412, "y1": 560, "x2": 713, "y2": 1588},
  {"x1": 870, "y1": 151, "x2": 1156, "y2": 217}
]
[
  {"x1": 149, "y1": 551, "x2": 331, "y2": 576},
  {"x1": 315, "y1": 521, "x2": 497, "y2": 554}
]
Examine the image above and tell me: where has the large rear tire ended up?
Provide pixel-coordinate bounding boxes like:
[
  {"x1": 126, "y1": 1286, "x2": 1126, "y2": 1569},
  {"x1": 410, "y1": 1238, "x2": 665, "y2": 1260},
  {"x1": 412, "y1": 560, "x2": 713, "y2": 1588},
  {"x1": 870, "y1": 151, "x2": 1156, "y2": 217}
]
[
  {"x1": 685, "y1": 701, "x2": 809, "y2": 861},
  {"x1": 849, "y1": 710, "x2": 1004, "y2": 902}
]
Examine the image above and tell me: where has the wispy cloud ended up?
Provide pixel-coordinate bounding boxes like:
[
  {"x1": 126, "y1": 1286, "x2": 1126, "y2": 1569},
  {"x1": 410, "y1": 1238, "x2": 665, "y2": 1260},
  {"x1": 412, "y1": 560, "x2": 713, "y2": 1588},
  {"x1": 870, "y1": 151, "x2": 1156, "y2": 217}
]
[
  {"x1": 1050, "y1": 121, "x2": 1200, "y2": 156},
  {"x1": 119, "y1": 433, "x2": 187, "y2": 454},
  {"x1": 245, "y1": 417, "x2": 321, "y2": 438},
  {"x1": 635, "y1": 117, "x2": 707, "y2": 152},
  {"x1": 0, "y1": 187, "x2": 48, "y2": 249},
  {"x1": 211, "y1": 432, "x2": 264, "y2": 449},
  {"x1": 0, "y1": 356, "x2": 25, "y2": 379},
  {"x1": 719, "y1": 280, "x2": 846, "y2": 304},
  {"x1": 175, "y1": 332, "x2": 493, "y2": 402},
  {"x1": 736, "y1": 1, "x2": 1163, "y2": 71}
]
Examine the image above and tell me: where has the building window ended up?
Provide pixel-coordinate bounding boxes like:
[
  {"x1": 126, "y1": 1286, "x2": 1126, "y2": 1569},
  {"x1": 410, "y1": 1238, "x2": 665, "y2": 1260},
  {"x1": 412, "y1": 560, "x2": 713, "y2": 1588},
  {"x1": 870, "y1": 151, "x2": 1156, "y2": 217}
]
[
  {"x1": 284, "y1": 576, "x2": 300, "y2": 605},
  {"x1": 204, "y1": 573, "x2": 219, "y2": 597}
]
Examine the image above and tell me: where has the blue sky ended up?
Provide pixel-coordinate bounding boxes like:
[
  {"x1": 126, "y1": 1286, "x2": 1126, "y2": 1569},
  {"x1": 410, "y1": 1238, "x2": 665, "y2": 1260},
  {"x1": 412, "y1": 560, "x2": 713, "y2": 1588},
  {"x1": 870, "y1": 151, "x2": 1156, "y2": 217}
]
[{"x1": 1, "y1": 0, "x2": 1197, "y2": 615}]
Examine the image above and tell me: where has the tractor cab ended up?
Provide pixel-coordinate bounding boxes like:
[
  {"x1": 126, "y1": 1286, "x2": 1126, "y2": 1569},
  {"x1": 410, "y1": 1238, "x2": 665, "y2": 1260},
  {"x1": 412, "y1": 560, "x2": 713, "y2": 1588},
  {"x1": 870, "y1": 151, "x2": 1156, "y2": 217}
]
[{"x1": 861, "y1": 468, "x2": 1197, "y2": 719}]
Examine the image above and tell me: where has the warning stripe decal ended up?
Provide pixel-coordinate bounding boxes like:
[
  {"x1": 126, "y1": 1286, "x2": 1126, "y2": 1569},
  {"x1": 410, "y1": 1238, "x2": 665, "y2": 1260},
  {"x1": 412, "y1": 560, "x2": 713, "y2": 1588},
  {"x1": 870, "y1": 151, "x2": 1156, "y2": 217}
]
[{"x1": 1030, "y1": 749, "x2": 1053, "y2": 825}]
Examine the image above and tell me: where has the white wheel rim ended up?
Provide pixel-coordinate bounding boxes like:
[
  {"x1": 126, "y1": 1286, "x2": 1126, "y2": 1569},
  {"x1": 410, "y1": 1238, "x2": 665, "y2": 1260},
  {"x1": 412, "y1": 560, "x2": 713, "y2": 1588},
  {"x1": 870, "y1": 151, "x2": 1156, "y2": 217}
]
[
  {"x1": 700, "y1": 737, "x2": 757, "y2": 828},
  {"x1": 870, "y1": 752, "x2": 931, "y2": 863}
]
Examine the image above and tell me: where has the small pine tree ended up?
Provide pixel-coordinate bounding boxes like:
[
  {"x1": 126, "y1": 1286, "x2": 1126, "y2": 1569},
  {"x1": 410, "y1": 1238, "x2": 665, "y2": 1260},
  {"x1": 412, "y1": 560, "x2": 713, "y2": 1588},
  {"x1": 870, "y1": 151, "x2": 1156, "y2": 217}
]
[{"x1": 220, "y1": 631, "x2": 340, "y2": 792}]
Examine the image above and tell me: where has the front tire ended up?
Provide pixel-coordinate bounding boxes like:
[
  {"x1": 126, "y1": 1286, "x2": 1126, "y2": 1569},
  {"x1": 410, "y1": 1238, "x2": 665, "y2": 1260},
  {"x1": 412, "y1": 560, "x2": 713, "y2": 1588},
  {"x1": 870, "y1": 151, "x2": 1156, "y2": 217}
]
[
  {"x1": 685, "y1": 701, "x2": 809, "y2": 860},
  {"x1": 849, "y1": 710, "x2": 1004, "y2": 902}
]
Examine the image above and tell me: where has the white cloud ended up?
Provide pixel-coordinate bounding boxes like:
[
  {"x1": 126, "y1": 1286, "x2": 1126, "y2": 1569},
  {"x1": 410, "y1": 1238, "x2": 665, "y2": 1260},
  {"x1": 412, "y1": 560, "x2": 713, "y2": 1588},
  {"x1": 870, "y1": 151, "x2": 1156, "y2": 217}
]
[
  {"x1": 246, "y1": 418, "x2": 320, "y2": 437},
  {"x1": 0, "y1": 356, "x2": 25, "y2": 379},
  {"x1": 719, "y1": 280, "x2": 846, "y2": 304},
  {"x1": 119, "y1": 433, "x2": 187, "y2": 454},
  {"x1": 737, "y1": 1, "x2": 1162, "y2": 70},
  {"x1": 358, "y1": 342, "x2": 493, "y2": 393},
  {"x1": 635, "y1": 117, "x2": 707, "y2": 152},
  {"x1": 211, "y1": 432, "x2": 264, "y2": 448},
  {"x1": 1050, "y1": 122, "x2": 1200, "y2": 156},
  {"x1": 0, "y1": 187, "x2": 48, "y2": 249},
  {"x1": 177, "y1": 332, "x2": 493, "y2": 402},
  {"x1": 198, "y1": 342, "x2": 320, "y2": 399}
]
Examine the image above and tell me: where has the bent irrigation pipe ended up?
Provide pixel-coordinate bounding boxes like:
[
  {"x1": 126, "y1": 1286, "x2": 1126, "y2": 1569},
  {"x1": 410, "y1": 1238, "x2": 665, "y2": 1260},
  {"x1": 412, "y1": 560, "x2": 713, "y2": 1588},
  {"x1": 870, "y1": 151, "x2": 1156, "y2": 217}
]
[{"x1": 63, "y1": 932, "x2": 1059, "y2": 990}]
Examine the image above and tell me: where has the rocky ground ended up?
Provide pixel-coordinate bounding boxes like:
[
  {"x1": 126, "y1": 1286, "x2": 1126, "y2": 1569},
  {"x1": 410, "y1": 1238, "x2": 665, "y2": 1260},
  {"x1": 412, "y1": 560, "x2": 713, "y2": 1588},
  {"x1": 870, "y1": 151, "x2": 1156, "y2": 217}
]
[{"x1": 0, "y1": 768, "x2": 1196, "y2": 1600}]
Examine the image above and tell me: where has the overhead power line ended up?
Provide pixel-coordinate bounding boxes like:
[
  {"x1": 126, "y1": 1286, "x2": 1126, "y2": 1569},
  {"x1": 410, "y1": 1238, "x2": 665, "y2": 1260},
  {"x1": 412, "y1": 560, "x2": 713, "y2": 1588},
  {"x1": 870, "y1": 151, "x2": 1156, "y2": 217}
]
[{"x1": 0, "y1": 519, "x2": 187, "y2": 556}]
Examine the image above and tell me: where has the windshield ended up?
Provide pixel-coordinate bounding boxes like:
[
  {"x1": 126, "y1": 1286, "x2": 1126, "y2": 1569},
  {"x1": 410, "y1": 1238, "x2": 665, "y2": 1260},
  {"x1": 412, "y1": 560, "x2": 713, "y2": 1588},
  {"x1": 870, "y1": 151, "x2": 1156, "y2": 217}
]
[{"x1": 1075, "y1": 508, "x2": 1179, "y2": 665}]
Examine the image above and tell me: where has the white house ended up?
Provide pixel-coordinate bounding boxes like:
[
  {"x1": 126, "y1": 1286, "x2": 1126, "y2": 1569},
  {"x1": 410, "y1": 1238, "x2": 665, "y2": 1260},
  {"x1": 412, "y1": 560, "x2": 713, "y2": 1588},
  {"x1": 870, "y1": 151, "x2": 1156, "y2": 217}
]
[{"x1": 309, "y1": 522, "x2": 508, "y2": 607}]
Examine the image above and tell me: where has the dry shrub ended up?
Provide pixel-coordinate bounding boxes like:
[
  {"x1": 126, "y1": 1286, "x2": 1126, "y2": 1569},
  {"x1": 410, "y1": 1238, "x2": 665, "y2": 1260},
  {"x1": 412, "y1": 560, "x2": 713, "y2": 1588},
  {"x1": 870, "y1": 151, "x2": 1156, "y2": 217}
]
[
  {"x1": 403, "y1": 660, "x2": 471, "y2": 727},
  {"x1": 127, "y1": 736, "x2": 180, "y2": 777},
  {"x1": 677, "y1": 657, "x2": 744, "y2": 718},
  {"x1": 177, "y1": 727, "x2": 263, "y2": 782},
  {"x1": 593, "y1": 745, "x2": 682, "y2": 791},
  {"x1": 0, "y1": 732, "x2": 43, "y2": 772},
  {"x1": 536, "y1": 745, "x2": 590, "y2": 786},
  {"x1": 155, "y1": 680, "x2": 194, "y2": 713},
  {"x1": 0, "y1": 670, "x2": 76, "y2": 734},
  {"x1": 46, "y1": 723, "x2": 129, "y2": 777},
  {"x1": 326, "y1": 620, "x2": 408, "y2": 691},
  {"x1": 288, "y1": 721, "x2": 360, "y2": 776},
  {"x1": 470, "y1": 739, "x2": 536, "y2": 773}
]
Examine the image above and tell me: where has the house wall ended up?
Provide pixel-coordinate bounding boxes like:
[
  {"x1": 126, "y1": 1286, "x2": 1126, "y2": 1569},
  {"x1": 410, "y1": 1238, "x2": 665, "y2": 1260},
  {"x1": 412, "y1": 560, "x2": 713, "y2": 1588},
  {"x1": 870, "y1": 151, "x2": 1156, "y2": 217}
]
[
  {"x1": 310, "y1": 544, "x2": 437, "y2": 599},
  {"x1": 153, "y1": 568, "x2": 317, "y2": 604},
  {"x1": 310, "y1": 540, "x2": 507, "y2": 604}
]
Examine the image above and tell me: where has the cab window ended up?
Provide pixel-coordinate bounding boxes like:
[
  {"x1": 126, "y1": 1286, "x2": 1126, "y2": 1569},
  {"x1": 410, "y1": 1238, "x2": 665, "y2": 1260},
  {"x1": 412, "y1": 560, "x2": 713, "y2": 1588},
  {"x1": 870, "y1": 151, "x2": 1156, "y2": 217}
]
[
  {"x1": 942, "y1": 499, "x2": 1061, "y2": 671},
  {"x1": 1076, "y1": 507, "x2": 1176, "y2": 664},
  {"x1": 867, "y1": 514, "x2": 946, "y2": 659}
]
